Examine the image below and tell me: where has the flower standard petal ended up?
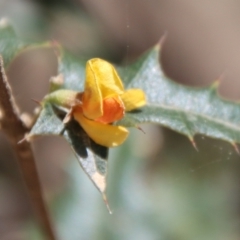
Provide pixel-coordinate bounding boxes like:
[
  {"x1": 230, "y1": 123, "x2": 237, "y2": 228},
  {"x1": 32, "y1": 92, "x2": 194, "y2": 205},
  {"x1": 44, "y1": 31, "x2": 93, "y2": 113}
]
[
  {"x1": 120, "y1": 89, "x2": 146, "y2": 111},
  {"x1": 87, "y1": 58, "x2": 124, "y2": 98},
  {"x1": 82, "y1": 58, "x2": 125, "y2": 120},
  {"x1": 82, "y1": 60, "x2": 103, "y2": 120},
  {"x1": 73, "y1": 111, "x2": 129, "y2": 147}
]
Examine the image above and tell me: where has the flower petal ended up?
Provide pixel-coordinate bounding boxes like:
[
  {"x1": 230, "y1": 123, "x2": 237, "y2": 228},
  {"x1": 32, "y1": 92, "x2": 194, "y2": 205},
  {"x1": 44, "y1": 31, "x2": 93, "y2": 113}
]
[
  {"x1": 87, "y1": 58, "x2": 124, "y2": 98},
  {"x1": 74, "y1": 112, "x2": 129, "y2": 147},
  {"x1": 96, "y1": 95, "x2": 125, "y2": 124},
  {"x1": 81, "y1": 60, "x2": 103, "y2": 120},
  {"x1": 121, "y1": 89, "x2": 146, "y2": 111}
]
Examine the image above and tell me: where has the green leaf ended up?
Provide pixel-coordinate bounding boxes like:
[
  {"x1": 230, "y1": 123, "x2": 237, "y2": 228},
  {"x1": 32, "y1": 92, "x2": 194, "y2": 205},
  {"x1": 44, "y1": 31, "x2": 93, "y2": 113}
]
[
  {"x1": 30, "y1": 103, "x2": 65, "y2": 136},
  {"x1": 31, "y1": 43, "x2": 240, "y2": 195},
  {"x1": 64, "y1": 119, "x2": 108, "y2": 194},
  {"x1": 117, "y1": 44, "x2": 240, "y2": 145},
  {"x1": 30, "y1": 103, "x2": 108, "y2": 194}
]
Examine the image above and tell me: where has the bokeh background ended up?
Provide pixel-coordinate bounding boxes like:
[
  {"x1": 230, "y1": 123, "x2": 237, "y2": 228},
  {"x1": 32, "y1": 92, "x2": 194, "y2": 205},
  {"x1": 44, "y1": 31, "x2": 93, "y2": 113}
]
[{"x1": 1, "y1": 0, "x2": 240, "y2": 239}]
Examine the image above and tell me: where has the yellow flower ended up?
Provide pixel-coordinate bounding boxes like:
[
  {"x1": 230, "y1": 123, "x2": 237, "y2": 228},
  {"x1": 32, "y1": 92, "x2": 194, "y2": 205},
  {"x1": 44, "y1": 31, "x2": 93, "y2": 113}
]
[
  {"x1": 72, "y1": 58, "x2": 146, "y2": 147},
  {"x1": 45, "y1": 58, "x2": 146, "y2": 147}
]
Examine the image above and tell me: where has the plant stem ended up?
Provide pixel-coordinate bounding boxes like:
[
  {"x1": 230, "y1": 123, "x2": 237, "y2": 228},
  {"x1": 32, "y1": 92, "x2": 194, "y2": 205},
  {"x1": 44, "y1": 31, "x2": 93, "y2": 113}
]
[{"x1": 0, "y1": 55, "x2": 56, "y2": 240}]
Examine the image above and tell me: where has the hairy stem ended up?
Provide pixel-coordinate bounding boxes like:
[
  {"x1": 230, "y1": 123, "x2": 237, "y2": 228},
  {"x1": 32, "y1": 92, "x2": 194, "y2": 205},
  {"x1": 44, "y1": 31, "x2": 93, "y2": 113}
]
[{"x1": 0, "y1": 55, "x2": 56, "y2": 240}]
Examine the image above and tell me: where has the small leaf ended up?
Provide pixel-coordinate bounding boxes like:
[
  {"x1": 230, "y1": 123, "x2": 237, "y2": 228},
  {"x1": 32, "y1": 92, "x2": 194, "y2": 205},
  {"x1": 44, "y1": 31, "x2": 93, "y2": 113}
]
[
  {"x1": 117, "y1": 44, "x2": 240, "y2": 144},
  {"x1": 30, "y1": 103, "x2": 65, "y2": 136},
  {"x1": 30, "y1": 103, "x2": 108, "y2": 194},
  {"x1": 64, "y1": 119, "x2": 108, "y2": 193}
]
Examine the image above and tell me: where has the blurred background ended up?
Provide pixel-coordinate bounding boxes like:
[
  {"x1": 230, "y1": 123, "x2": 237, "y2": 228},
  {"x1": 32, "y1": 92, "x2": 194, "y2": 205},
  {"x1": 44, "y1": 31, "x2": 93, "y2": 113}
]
[{"x1": 1, "y1": 0, "x2": 240, "y2": 239}]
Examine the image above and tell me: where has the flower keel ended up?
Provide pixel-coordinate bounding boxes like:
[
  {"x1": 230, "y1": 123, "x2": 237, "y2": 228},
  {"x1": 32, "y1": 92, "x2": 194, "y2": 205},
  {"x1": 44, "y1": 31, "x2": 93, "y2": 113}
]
[{"x1": 73, "y1": 110, "x2": 129, "y2": 147}]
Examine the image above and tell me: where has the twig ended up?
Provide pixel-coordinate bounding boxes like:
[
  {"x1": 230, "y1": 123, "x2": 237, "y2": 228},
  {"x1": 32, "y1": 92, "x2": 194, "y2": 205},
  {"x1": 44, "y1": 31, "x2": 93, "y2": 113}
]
[{"x1": 0, "y1": 55, "x2": 56, "y2": 240}]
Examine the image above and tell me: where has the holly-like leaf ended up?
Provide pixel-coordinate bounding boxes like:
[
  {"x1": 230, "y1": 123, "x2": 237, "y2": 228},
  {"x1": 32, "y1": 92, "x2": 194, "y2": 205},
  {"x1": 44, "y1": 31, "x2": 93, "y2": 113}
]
[
  {"x1": 64, "y1": 119, "x2": 108, "y2": 194},
  {"x1": 31, "y1": 43, "x2": 240, "y2": 194},
  {"x1": 117, "y1": 44, "x2": 240, "y2": 146},
  {"x1": 30, "y1": 102, "x2": 109, "y2": 194}
]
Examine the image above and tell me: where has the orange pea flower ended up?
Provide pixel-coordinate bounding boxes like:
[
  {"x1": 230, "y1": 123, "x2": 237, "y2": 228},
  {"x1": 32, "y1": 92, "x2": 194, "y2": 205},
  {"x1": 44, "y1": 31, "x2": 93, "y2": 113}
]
[
  {"x1": 72, "y1": 58, "x2": 146, "y2": 147},
  {"x1": 46, "y1": 58, "x2": 146, "y2": 147}
]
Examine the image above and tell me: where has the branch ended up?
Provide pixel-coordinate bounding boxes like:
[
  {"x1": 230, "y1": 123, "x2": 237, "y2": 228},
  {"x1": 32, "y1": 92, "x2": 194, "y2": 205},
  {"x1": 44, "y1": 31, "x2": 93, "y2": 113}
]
[{"x1": 0, "y1": 55, "x2": 57, "y2": 240}]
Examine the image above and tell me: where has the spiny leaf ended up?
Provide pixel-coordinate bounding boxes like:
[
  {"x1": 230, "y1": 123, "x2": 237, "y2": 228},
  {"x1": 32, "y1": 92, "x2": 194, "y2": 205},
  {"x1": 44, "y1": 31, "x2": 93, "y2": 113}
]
[
  {"x1": 31, "y1": 43, "x2": 240, "y2": 195},
  {"x1": 30, "y1": 103, "x2": 109, "y2": 194},
  {"x1": 64, "y1": 118, "x2": 108, "y2": 194},
  {"x1": 117, "y1": 44, "x2": 240, "y2": 145}
]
